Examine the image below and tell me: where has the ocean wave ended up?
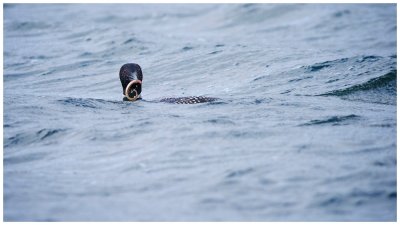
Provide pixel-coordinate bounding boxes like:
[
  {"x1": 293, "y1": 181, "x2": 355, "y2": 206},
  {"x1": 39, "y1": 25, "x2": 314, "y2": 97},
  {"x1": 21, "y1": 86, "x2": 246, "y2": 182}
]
[
  {"x1": 320, "y1": 70, "x2": 396, "y2": 105},
  {"x1": 322, "y1": 70, "x2": 396, "y2": 96},
  {"x1": 6, "y1": 21, "x2": 53, "y2": 32},
  {"x1": 4, "y1": 152, "x2": 49, "y2": 165},
  {"x1": 228, "y1": 4, "x2": 302, "y2": 25},
  {"x1": 314, "y1": 188, "x2": 395, "y2": 209},
  {"x1": 300, "y1": 114, "x2": 360, "y2": 126},
  {"x1": 3, "y1": 70, "x2": 44, "y2": 81},
  {"x1": 303, "y1": 55, "x2": 388, "y2": 73},
  {"x1": 302, "y1": 58, "x2": 349, "y2": 72},
  {"x1": 57, "y1": 97, "x2": 126, "y2": 109},
  {"x1": 5, "y1": 128, "x2": 66, "y2": 148},
  {"x1": 249, "y1": 54, "x2": 396, "y2": 103}
]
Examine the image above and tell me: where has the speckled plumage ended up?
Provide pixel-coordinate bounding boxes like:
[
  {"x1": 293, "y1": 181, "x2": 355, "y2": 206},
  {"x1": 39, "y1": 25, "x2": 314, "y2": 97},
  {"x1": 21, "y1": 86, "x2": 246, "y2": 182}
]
[
  {"x1": 160, "y1": 96, "x2": 218, "y2": 104},
  {"x1": 119, "y1": 63, "x2": 218, "y2": 104}
]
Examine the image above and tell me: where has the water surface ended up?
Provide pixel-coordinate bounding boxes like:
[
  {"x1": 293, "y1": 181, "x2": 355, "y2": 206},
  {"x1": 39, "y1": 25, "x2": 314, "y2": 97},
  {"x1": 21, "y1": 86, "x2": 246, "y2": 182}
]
[{"x1": 3, "y1": 3, "x2": 397, "y2": 221}]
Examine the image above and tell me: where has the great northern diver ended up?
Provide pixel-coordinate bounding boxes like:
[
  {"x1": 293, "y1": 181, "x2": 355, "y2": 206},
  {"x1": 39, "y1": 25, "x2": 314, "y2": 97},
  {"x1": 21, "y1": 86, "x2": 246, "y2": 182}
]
[{"x1": 119, "y1": 63, "x2": 218, "y2": 104}]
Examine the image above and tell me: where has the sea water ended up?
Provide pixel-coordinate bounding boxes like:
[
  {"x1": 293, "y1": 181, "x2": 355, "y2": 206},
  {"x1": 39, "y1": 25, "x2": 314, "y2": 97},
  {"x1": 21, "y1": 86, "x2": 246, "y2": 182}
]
[{"x1": 3, "y1": 4, "x2": 397, "y2": 221}]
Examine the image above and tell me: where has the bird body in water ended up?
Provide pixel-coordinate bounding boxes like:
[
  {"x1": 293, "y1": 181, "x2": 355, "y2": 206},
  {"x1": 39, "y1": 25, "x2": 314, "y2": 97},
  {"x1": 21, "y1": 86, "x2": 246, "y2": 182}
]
[{"x1": 119, "y1": 63, "x2": 218, "y2": 104}]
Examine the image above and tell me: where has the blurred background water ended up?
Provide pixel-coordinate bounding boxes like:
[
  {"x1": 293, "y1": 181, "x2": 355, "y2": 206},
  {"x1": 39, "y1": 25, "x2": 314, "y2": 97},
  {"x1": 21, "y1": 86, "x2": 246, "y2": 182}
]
[{"x1": 3, "y1": 3, "x2": 397, "y2": 221}]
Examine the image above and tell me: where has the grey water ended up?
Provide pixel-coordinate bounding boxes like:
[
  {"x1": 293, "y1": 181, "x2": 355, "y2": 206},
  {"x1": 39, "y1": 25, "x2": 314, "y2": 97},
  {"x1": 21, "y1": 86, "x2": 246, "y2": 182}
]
[{"x1": 3, "y1": 3, "x2": 397, "y2": 221}]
